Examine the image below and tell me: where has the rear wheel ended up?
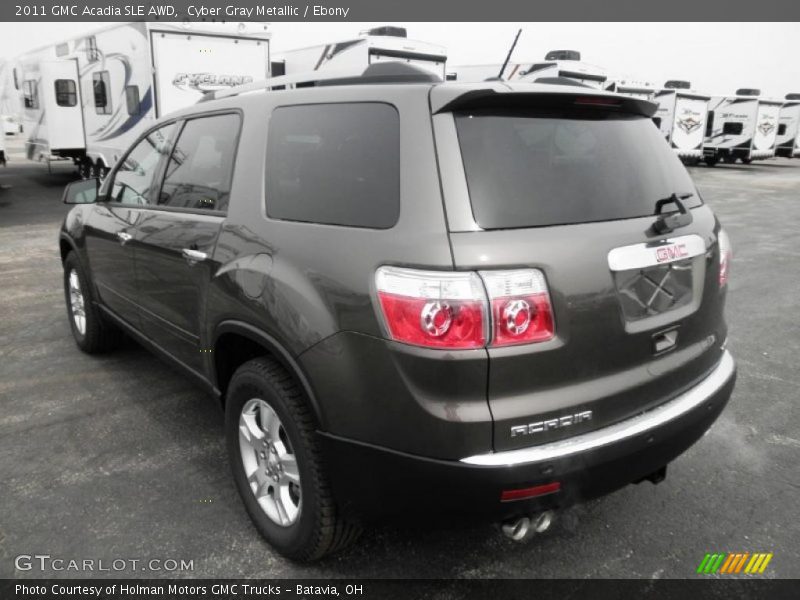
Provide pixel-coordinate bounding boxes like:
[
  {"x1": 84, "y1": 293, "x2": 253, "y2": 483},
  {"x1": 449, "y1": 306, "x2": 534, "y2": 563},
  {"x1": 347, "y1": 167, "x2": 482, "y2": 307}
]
[
  {"x1": 63, "y1": 252, "x2": 122, "y2": 353},
  {"x1": 226, "y1": 357, "x2": 361, "y2": 561},
  {"x1": 741, "y1": 157, "x2": 752, "y2": 164},
  {"x1": 722, "y1": 154, "x2": 737, "y2": 164},
  {"x1": 704, "y1": 155, "x2": 719, "y2": 167}
]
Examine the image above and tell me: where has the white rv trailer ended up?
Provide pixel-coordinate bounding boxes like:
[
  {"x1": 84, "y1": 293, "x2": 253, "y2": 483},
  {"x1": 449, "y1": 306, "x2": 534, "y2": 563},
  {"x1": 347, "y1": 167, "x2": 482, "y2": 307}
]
[
  {"x1": 448, "y1": 50, "x2": 608, "y2": 89},
  {"x1": 605, "y1": 80, "x2": 657, "y2": 100},
  {"x1": 775, "y1": 94, "x2": 800, "y2": 158},
  {"x1": 651, "y1": 81, "x2": 710, "y2": 163},
  {"x1": 16, "y1": 22, "x2": 270, "y2": 177},
  {"x1": 703, "y1": 89, "x2": 782, "y2": 165},
  {"x1": 0, "y1": 59, "x2": 22, "y2": 135},
  {"x1": 271, "y1": 26, "x2": 447, "y2": 81}
]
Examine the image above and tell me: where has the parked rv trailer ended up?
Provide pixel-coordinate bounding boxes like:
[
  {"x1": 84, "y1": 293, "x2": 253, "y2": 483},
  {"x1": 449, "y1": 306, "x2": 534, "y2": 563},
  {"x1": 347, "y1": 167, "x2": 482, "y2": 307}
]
[
  {"x1": 0, "y1": 59, "x2": 22, "y2": 135},
  {"x1": 606, "y1": 81, "x2": 656, "y2": 100},
  {"x1": 704, "y1": 89, "x2": 781, "y2": 165},
  {"x1": 272, "y1": 26, "x2": 447, "y2": 80},
  {"x1": 652, "y1": 84, "x2": 710, "y2": 163},
  {"x1": 776, "y1": 94, "x2": 800, "y2": 158},
  {"x1": 16, "y1": 22, "x2": 270, "y2": 177},
  {"x1": 449, "y1": 50, "x2": 608, "y2": 89}
]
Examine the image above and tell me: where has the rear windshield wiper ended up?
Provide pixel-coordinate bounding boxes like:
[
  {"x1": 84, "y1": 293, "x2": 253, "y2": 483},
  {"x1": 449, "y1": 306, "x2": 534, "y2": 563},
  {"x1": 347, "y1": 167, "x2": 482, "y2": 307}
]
[{"x1": 649, "y1": 193, "x2": 694, "y2": 235}]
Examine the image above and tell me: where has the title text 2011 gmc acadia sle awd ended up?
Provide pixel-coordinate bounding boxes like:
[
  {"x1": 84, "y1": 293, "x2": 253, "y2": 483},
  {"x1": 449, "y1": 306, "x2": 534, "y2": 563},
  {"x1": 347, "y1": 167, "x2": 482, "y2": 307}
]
[{"x1": 59, "y1": 64, "x2": 736, "y2": 561}]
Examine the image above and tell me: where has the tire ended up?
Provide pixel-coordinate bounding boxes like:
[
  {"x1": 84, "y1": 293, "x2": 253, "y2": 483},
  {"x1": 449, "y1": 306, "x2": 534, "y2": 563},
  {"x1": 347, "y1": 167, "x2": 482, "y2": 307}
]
[
  {"x1": 722, "y1": 154, "x2": 737, "y2": 164},
  {"x1": 741, "y1": 157, "x2": 752, "y2": 164},
  {"x1": 226, "y1": 357, "x2": 361, "y2": 561},
  {"x1": 704, "y1": 155, "x2": 718, "y2": 167},
  {"x1": 63, "y1": 252, "x2": 122, "y2": 353}
]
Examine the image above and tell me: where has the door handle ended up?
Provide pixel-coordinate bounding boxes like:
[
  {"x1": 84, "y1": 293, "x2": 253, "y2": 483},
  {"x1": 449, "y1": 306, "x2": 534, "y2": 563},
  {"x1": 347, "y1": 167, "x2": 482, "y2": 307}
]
[
  {"x1": 182, "y1": 248, "x2": 208, "y2": 265},
  {"x1": 116, "y1": 231, "x2": 133, "y2": 245}
]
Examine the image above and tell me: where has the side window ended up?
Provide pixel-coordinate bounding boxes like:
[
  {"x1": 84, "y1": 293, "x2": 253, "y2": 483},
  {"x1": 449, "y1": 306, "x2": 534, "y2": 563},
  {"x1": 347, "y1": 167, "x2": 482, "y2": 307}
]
[
  {"x1": 109, "y1": 123, "x2": 177, "y2": 206},
  {"x1": 86, "y1": 36, "x2": 99, "y2": 62},
  {"x1": 778, "y1": 124, "x2": 787, "y2": 136},
  {"x1": 723, "y1": 122, "x2": 743, "y2": 135},
  {"x1": 55, "y1": 80, "x2": 77, "y2": 107},
  {"x1": 125, "y1": 86, "x2": 140, "y2": 116},
  {"x1": 158, "y1": 113, "x2": 241, "y2": 212},
  {"x1": 93, "y1": 71, "x2": 111, "y2": 115},
  {"x1": 23, "y1": 81, "x2": 39, "y2": 109},
  {"x1": 265, "y1": 103, "x2": 400, "y2": 228},
  {"x1": 705, "y1": 111, "x2": 715, "y2": 136}
]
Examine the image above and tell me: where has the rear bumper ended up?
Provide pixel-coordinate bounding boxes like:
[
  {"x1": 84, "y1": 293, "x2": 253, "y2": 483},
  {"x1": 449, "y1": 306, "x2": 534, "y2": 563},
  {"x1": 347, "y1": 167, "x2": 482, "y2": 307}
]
[{"x1": 320, "y1": 351, "x2": 736, "y2": 521}]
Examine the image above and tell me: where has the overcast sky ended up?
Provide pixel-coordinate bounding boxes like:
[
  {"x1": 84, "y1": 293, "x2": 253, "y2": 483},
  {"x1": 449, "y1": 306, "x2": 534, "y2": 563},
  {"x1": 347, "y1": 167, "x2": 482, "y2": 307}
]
[{"x1": 0, "y1": 21, "x2": 797, "y2": 97}]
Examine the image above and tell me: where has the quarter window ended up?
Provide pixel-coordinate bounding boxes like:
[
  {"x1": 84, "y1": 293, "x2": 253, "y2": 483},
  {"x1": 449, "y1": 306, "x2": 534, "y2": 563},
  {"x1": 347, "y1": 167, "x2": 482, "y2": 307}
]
[
  {"x1": 265, "y1": 103, "x2": 400, "y2": 228},
  {"x1": 55, "y1": 79, "x2": 77, "y2": 107},
  {"x1": 125, "y1": 86, "x2": 141, "y2": 116},
  {"x1": 109, "y1": 123, "x2": 177, "y2": 206},
  {"x1": 93, "y1": 71, "x2": 111, "y2": 115},
  {"x1": 158, "y1": 114, "x2": 241, "y2": 213}
]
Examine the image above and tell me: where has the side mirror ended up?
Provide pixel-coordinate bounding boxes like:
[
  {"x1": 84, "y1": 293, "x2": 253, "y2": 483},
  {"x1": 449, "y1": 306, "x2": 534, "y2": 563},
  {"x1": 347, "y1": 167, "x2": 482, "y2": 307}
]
[{"x1": 63, "y1": 178, "x2": 100, "y2": 204}]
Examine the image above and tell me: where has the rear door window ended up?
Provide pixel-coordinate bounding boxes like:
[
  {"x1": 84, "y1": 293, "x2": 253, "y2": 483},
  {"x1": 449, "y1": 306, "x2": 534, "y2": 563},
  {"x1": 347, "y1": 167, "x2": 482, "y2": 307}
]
[
  {"x1": 454, "y1": 110, "x2": 700, "y2": 229},
  {"x1": 265, "y1": 103, "x2": 400, "y2": 228},
  {"x1": 158, "y1": 113, "x2": 241, "y2": 213}
]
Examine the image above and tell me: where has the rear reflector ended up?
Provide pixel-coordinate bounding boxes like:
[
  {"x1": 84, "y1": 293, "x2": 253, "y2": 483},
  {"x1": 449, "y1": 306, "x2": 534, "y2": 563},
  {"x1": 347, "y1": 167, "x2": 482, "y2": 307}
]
[{"x1": 500, "y1": 482, "x2": 561, "y2": 502}]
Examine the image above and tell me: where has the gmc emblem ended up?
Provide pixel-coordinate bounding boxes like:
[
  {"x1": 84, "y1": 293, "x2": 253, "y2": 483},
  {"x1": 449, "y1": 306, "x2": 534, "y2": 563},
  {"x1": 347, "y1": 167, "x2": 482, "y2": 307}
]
[{"x1": 656, "y1": 243, "x2": 688, "y2": 263}]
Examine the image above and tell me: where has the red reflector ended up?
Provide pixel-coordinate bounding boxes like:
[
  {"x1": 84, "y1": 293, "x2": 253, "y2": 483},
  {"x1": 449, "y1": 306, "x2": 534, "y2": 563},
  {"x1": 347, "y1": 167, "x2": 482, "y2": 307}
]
[
  {"x1": 574, "y1": 96, "x2": 621, "y2": 107},
  {"x1": 500, "y1": 482, "x2": 561, "y2": 502}
]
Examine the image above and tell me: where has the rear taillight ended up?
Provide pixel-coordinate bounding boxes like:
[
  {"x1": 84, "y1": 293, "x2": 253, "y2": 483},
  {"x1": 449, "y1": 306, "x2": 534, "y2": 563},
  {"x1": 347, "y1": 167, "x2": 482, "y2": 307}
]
[
  {"x1": 481, "y1": 269, "x2": 555, "y2": 346},
  {"x1": 375, "y1": 267, "x2": 554, "y2": 350},
  {"x1": 375, "y1": 267, "x2": 487, "y2": 349},
  {"x1": 718, "y1": 229, "x2": 732, "y2": 287}
]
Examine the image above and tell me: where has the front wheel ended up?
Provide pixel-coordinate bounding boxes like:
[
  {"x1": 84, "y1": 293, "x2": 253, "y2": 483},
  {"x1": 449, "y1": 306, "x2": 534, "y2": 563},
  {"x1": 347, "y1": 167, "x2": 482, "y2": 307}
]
[
  {"x1": 63, "y1": 252, "x2": 121, "y2": 353},
  {"x1": 225, "y1": 358, "x2": 360, "y2": 561}
]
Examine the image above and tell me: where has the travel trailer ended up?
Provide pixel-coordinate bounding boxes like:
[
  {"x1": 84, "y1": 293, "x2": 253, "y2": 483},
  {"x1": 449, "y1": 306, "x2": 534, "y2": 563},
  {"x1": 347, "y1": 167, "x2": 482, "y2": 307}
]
[
  {"x1": 776, "y1": 94, "x2": 800, "y2": 158},
  {"x1": 448, "y1": 50, "x2": 608, "y2": 89},
  {"x1": 271, "y1": 26, "x2": 447, "y2": 80},
  {"x1": 703, "y1": 89, "x2": 782, "y2": 165},
  {"x1": 605, "y1": 80, "x2": 656, "y2": 100},
  {"x1": 652, "y1": 81, "x2": 710, "y2": 163},
  {"x1": 0, "y1": 59, "x2": 22, "y2": 135},
  {"x1": 16, "y1": 22, "x2": 270, "y2": 177}
]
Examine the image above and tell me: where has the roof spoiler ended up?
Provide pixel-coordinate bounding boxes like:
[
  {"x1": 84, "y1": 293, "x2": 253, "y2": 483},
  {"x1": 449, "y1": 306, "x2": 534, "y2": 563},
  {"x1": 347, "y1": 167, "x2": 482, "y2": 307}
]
[{"x1": 433, "y1": 88, "x2": 657, "y2": 117}]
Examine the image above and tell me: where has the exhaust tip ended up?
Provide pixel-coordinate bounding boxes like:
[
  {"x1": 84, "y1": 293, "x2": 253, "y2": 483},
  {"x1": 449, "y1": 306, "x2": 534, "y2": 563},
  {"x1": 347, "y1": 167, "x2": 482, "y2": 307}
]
[{"x1": 501, "y1": 511, "x2": 556, "y2": 542}]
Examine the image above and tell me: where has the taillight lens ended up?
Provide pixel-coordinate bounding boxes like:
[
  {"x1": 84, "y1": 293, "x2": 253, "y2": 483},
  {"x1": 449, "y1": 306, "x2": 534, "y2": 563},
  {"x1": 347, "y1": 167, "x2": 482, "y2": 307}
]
[
  {"x1": 375, "y1": 267, "x2": 487, "y2": 349},
  {"x1": 718, "y1": 229, "x2": 732, "y2": 287},
  {"x1": 481, "y1": 269, "x2": 555, "y2": 346}
]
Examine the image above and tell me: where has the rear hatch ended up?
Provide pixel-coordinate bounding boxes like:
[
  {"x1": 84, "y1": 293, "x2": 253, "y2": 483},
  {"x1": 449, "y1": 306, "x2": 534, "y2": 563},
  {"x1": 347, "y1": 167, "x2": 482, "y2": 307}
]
[{"x1": 432, "y1": 85, "x2": 729, "y2": 452}]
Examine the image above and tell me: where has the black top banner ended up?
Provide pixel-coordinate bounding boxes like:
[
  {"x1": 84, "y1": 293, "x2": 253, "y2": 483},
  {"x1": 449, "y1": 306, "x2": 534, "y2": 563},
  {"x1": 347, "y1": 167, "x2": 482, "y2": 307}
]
[{"x1": 3, "y1": 0, "x2": 800, "y2": 22}]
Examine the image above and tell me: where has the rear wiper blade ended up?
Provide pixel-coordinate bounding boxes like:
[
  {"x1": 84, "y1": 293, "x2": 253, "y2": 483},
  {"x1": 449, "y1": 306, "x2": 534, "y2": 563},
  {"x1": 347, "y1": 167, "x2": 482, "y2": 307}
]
[{"x1": 649, "y1": 192, "x2": 694, "y2": 235}]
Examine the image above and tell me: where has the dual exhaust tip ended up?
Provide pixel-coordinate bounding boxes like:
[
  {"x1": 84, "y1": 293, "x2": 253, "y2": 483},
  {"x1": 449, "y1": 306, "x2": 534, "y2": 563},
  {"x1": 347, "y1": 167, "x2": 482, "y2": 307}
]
[{"x1": 501, "y1": 510, "x2": 556, "y2": 542}]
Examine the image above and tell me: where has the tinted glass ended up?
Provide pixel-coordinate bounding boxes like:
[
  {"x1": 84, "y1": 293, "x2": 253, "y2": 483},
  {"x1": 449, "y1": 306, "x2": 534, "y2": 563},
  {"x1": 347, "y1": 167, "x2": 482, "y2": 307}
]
[
  {"x1": 266, "y1": 103, "x2": 400, "y2": 228},
  {"x1": 55, "y1": 79, "x2": 77, "y2": 107},
  {"x1": 158, "y1": 114, "x2": 240, "y2": 213},
  {"x1": 109, "y1": 123, "x2": 177, "y2": 206},
  {"x1": 455, "y1": 110, "x2": 700, "y2": 229},
  {"x1": 723, "y1": 122, "x2": 743, "y2": 135},
  {"x1": 93, "y1": 71, "x2": 111, "y2": 115},
  {"x1": 126, "y1": 86, "x2": 140, "y2": 116}
]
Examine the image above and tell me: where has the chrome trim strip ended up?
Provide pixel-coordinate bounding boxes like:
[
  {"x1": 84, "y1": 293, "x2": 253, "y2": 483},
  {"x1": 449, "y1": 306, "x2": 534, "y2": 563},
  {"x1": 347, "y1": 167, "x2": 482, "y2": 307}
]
[
  {"x1": 461, "y1": 350, "x2": 735, "y2": 467},
  {"x1": 607, "y1": 234, "x2": 706, "y2": 272}
]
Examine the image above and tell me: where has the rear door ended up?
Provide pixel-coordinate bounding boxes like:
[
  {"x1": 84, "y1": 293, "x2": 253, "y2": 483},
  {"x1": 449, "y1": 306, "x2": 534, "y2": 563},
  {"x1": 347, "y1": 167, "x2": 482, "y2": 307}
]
[
  {"x1": 671, "y1": 95, "x2": 708, "y2": 153},
  {"x1": 433, "y1": 92, "x2": 728, "y2": 452},
  {"x1": 39, "y1": 60, "x2": 85, "y2": 151},
  {"x1": 133, "y1": 112, "x2": 240, "y2": 374},
  {"x1": 753, "y1": 101, "x2": 781, "y2": 153}
]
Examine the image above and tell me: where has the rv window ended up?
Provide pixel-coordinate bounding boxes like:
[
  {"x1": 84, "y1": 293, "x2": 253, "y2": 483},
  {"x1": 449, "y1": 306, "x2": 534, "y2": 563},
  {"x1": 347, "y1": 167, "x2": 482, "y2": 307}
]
[
  {"x1": 55, "y1": 80, "x2": 77, "y2": 107},
  {"x1": 454, "y1": 109, "x2": 701, "y2": 229},
  {"x1": 13, "y1": 68, "x2": 19, "y2": 90},
  {"x1": 265, "y1": 103, "x2": 400, "y2": 229},
  {"x1": 723, "y1": 122, "x2": 743, "y2": 135},
  {"x1": 93, "y1": 71, "x2": 111, "y2": 115},
  {"x1": 705, "y1": 111, "x2": 714, "y2": 137},
  {"x1": 86, "y1": 36, "x2": 99, "y2": 62},
  {"x1": 23, "y1": 81, "x2": 39, "y2": 110},
  {"x1": 778, "y1": 124, "x2": 787, "y2": 136},
  {"x1": 157, "y1": 114, "x2": 241, "y2": 213},
  {"x1": 126, "y1": 86, "x2": 141, "y2": 116},
  {"x1": 109, "y1": 123, "x2": 177, "y2": 206}
]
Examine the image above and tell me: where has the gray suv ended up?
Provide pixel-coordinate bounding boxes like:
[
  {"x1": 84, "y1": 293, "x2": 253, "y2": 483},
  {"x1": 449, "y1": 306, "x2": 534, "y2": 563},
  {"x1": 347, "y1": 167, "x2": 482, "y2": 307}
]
[{"x1": 59, "y1": 64, "x2": 736, "y2": 561}]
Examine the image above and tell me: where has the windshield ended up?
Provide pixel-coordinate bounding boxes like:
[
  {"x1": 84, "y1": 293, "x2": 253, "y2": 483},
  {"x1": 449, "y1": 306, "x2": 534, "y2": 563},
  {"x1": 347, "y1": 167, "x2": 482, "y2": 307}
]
[{"x1": 454, "y1": 109, "x2": 701, "y2": 229}]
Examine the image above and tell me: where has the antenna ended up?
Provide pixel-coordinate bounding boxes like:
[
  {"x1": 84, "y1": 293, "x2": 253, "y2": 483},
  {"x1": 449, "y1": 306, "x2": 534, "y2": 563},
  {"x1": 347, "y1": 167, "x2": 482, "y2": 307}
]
[{"x1": 497, "y1": 29, "x2": 522, "y2": 80}]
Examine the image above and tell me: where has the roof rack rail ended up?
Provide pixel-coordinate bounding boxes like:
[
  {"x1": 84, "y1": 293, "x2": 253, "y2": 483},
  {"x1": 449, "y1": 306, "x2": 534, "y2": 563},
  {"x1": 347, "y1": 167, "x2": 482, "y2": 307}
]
[{"x1": 202, "y1": 62, "x2": 441, "y2": 103}]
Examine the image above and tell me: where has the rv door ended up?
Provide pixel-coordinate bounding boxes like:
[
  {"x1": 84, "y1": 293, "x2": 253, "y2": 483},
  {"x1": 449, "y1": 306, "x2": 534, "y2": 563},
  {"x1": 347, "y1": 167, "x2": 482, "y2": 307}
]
[
  {"x1": 40, "y1": 60, "x2": 85, "y2": 152},
  {"x1": 150, "y1": 31, "x2": 269, "y2": 117}
]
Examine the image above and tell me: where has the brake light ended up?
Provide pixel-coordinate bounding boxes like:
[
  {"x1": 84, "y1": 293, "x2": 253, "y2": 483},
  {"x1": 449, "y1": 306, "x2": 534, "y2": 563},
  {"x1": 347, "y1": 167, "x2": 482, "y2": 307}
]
[
  {"x1": 481, "y1": 269, "x2": 555, "y2": 346},
  {"x1": 574, "y1": 96, "x2": 622, "y2": 107},
  {"x1": 375, "y1": 267, "x2": 554, "y2": 350},
  {"x1": 718, "y1": 229, "x2": 732, "y2": 287},
  {"x1": 375, "y1": 267, "x2": 487, "y2": 349}
]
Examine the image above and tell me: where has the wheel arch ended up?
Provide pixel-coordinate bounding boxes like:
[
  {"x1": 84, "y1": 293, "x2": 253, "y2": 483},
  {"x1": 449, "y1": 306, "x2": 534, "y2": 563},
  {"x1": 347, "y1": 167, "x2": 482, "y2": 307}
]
[{"x1": 213, "y1": 320, "x2": 325, "y2": 429}]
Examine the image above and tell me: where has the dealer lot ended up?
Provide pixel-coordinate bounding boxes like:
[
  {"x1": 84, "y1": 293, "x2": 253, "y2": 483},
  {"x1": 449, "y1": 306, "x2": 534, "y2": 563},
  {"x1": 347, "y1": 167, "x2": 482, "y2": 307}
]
[{"x1": 0, "y1": 145, "x2": 798, "y2": 578}]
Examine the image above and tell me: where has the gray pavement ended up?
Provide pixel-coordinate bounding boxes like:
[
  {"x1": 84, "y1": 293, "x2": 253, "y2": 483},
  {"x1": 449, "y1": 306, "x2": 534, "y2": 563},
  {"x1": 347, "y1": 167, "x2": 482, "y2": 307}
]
[{"x1": 0, "y1": 139, "x2": 798, "y2": 578}]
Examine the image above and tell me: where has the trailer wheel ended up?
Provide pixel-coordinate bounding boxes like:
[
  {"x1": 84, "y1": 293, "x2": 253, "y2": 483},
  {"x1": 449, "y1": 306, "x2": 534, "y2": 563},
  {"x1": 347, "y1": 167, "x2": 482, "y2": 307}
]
[
  {"x1": 722, "y1": 154, "x2": 737, "y2": 164},
  {"x1": 704, "y1": 155, "x2": 718, "y2": 167},
  {"x1": 741, "y1": 157, "x2": 752, "y2": 165}
]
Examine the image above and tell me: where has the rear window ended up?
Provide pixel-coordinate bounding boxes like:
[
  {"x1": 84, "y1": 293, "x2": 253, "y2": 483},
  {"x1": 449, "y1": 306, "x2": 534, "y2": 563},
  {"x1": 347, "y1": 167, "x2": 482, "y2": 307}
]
[
  {"x1": 454, "y1": 110, "x2": 701, "y2": 229},
  {"x1": 265, "y1": 103, "x2": 400, "y2": 229}
]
